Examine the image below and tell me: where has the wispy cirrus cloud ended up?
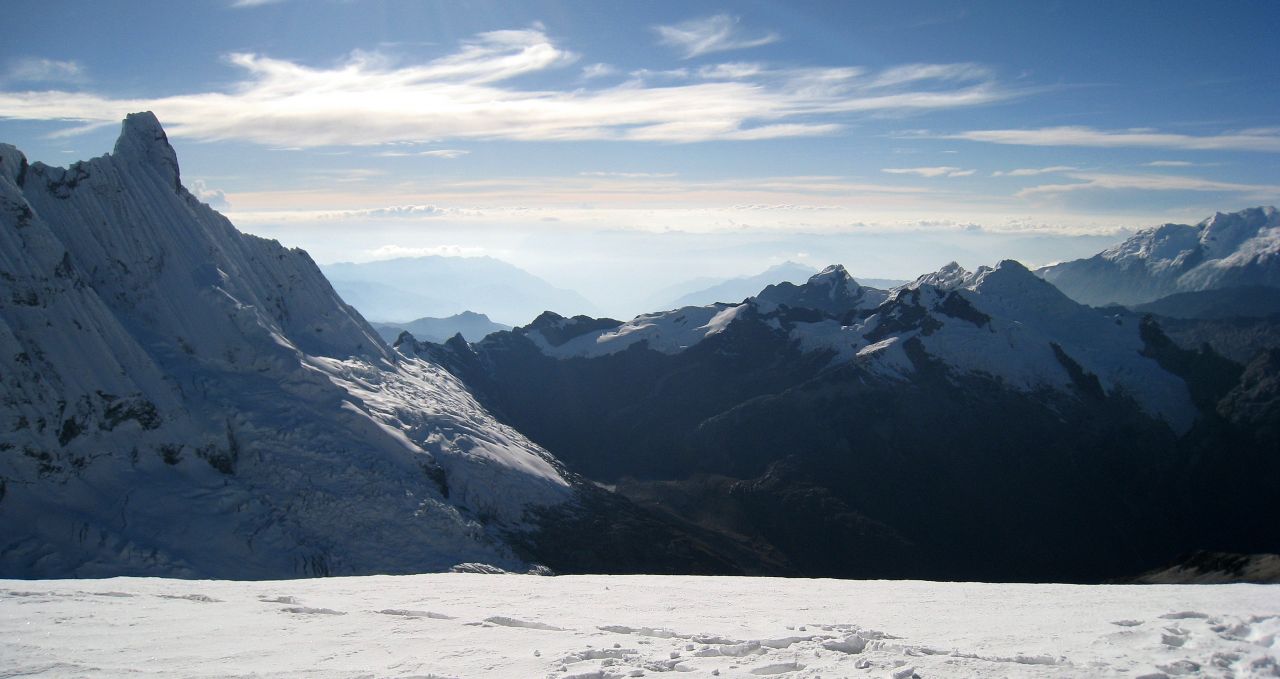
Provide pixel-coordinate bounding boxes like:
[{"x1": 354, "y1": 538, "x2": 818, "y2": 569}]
[
  {"x1": 940, "y1": 126, "x2": 1280, "y2": 152},
  {"x1": 374, "y1": 149, "x2": 469, "y2": 159},
  {"x1": 0, "y1": 27, "x2": 1012, "y2": 146},
  {"x1": 581, "y1": 63, "x2": 617, "y2": 79},
  {"x1": 1017, "y1": 172, "x2": 1280, "y2": 199},
  {"x1": 992, "y1": 165, "x2": 1078, "y2": 177},
  {"x1": 579, "y1": 171, "x2": 678, "y2": 178},
  {"x1": 1142, "y1": 160, "x2": 1196, "y2": 167},
  {"x1": 697, "y1": 62, "x2": 764, "y2": 80},
  {"x1": 654, "y1": 14, "x2": 779, "y2": 59},
  {"x1": 6, "y1": 58, "x2": 86, "y2": 84},
  {"x1": 882, "y1": 166, "x2": 975, "y2": 178}
]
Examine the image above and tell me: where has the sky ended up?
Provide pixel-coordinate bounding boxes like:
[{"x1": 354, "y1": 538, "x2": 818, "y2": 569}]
[{"x1": 3, "y1": 0, "x2": 1279, "y2": 315}]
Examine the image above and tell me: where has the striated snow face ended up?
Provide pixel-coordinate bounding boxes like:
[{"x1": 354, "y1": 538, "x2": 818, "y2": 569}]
[
  {"x1": 0, "y1": 113, "x2": 571, "y2": 578},
  {"x1": 1, "y1": 574, "x2": 1276, "y2": 678}
]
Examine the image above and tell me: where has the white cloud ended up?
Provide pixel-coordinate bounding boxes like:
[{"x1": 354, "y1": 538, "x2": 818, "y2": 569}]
[
  {"x1": 230, "y1": 0, "x2": 286, "y2": 7},
  {"x1": 945, "y1": 126, "x2": 1280, "y2": 152},
  {"x1": 626, "y1": 67, "x2": 691, "y2": 80},
  {"x1": 654, "y1": 14, "x2": 779, "y2": 59},
  {"x1": 375, "y1": 149, "x2": 469, "y2": 159},
  {"x1": 992, "y1": 165, "x2": 1078, "y2": 177},
  {"x1": 0, "y1": 28, "x2": 1010, "y2": 146},
  {"x1": 882, "y1": 166, "x2": 973, "y2": 178},
  {"x1": 1142, "y1": 160, "x2": 1195, "y2": 167},
  {"x1": 363, "y1": 244, "x2": 486, "y2": 259},
  {"x1": 321, "y1": 204, "x2": 472, "y2": 219},
  {"x1": 579, "y1": 171, "x2": 678, "y2": 178},
  {"x1": 1017, "y1": 172, "x2": 1280, "y2": 199},
  {"x1": 870, "y1": 63, "x2": 992, "y2": 88},
  {"x1": 7, "y1": 58, "x2": 85, "y2": 84},
  {"x1": 581, "y1": 63, "x2": 617, "y2": 79},
  {"x1": 190, "y1": 179, "x2": 230, "y2": 209},
  {"x1": 697, "y1": 62, "x2": 764, "y2": 80}
]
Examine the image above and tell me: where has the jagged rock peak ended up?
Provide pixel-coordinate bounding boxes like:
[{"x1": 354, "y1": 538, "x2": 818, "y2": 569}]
[
  {"x1": 112, "y1": 111, "x2": 181, "y2": 189},
  {"x1": 0, "y1": 143, "x2": 28, "y2": 186}
]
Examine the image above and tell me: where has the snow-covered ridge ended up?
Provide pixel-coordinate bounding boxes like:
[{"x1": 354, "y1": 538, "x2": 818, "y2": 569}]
[
  {"x1": 517, "y1": 265, "x2": 889, "y2": 359},
  {"x1": 797, "y1": 260, "x2": 1197, "y2": 428},
  {"x1": 1039, "y1": 206, "x2": 1280, "y2": 306},
  {"x1": 0, "y1": 113, "x2": 572, "y2": 578}
]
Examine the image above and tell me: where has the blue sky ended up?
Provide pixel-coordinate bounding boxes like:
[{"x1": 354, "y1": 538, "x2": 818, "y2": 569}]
[{"x1": 3, "y1": 1, "x2": 1279, "y2": 314}]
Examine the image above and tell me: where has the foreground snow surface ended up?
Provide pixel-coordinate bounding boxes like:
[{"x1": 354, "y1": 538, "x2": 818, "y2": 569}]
[{"x1": 2, "y1": 575, "x2": 1278, "y2": 678}]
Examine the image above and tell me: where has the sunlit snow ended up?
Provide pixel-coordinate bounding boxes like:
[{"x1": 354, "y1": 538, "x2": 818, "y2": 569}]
[{"x1": 2, "y1": 575, "x2": 1277, "y2": 678}]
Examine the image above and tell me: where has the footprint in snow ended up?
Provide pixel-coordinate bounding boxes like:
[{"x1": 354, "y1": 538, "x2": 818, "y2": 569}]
[
  {"x1": 157, "y1": 593, "x2": 221, "y2": 603},
  {"x1": 484, "y1": 616, "x2": 565, "y2": 631},
  {"x1": 1160, "y1": 611, "x2": 1209, "y2": 620},
  {"x1": 376, "y1": 609, "x2": 455, "y2": 620},
  {"x1": 281, "y1": 606, "x2": 346, "y2": 615},
  {"x1": 749, "y1": 662, "x2": 806, "y2": 675}
]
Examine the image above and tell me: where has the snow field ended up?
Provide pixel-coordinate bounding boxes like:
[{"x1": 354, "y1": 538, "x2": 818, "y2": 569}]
[{"x1": 2, "y1": 574, "x2": 1277, "y2": 678}]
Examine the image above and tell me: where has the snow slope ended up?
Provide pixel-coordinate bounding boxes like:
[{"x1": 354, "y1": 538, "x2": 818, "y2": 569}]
[
  {"x1": 1, "y1": 574, "x2": 1276, "y2": 678},
  {"x1": 1039, "y1": 206, "x2": 1280, "y2": 306},
  {"x1": 0, "y1": 113, "x2": 572, "y2": 578}
]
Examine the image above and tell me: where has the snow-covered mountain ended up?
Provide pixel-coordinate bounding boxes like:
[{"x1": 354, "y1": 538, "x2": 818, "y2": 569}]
[
  {"x1": 414, "y1": 260, "x2": 1277, "y2": 581},
  {"x1": 0, "y1": 113, "x2": 592, "y2": 578},
  {"x1": 322, "y1": 256, "x2": 597, "y2": 326},
  {"x1": 1038, "y1": 206, "x2": 1280, "y2": 307}
]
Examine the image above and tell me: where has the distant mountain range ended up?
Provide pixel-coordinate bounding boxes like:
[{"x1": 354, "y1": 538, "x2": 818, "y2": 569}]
[
  {"x1": 649, "y1": 261, "x2": 909, "y2": 310},
  {"x1": 413, "y1": 260, "x2": 1279, "y2": 581},
  {"x1": 661, "y1": 261, "x2": 816, "y2": 309},
  {"x1": 322, "y1": 256, "x2": 598, "y2": 326},
  {"x1": 1039, "y1": 206, "x2": 1280, "y2": 307},
  {"x1": 372, "y1": 311, "x2": 511, "y2": 344}
]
